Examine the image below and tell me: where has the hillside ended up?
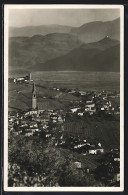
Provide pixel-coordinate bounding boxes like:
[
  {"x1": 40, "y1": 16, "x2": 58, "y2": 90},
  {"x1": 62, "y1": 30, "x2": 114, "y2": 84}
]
[
  {"x1": 9, "y1": 33, "x2": 82, "y2": 70},
  {"x1": 9, "y1": 35, "x2": 120, "y2": 72},
  {"x1": 9, "y1": 18, "x2": 120, "y2": 72},
  {"x1": 9, "y1": 24, "x2": 72, "y2": 37},
  {"x1": 80, "y1": 37, "x2": 119, "y2": 50},
  {"x1": 39, "y1": 38, "x2": 120, "y2": 72},
  {"x1": 8, "y1": 83, "x2": 80, "y2": 112},
  {"x1": 64, "y1": 118, "x2": 120, "y2": 150},
  {"x1": 70, "y1": 18, "x2": 120, "y2": 43}
]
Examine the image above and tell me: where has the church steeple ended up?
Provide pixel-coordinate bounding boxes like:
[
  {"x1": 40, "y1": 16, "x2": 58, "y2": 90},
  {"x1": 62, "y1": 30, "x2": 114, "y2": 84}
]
[
  {"x1": 32, "y1": 82, "x2": 37, "y2": 109},
  {"x1": 32, "y1": 82, "x2": 36, "y2": 93}
]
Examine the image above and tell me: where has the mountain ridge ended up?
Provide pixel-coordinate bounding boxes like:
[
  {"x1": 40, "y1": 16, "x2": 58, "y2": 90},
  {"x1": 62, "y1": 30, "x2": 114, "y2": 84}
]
[
  {"x1": 38, "y1": 43, "x2": 120, "y2": 72},
  {"x1": 70, "y1": 18, "x2": 120, "y2": 43},
  {"x1": 9, "y1": 24, "x2": 73, "y2": 37},
  {"x1": 9, "y1": 17, "x2": 120, "y2": 41},
  {"x1": 9, "y1": 18, "x2": 120, "y2": 72}
]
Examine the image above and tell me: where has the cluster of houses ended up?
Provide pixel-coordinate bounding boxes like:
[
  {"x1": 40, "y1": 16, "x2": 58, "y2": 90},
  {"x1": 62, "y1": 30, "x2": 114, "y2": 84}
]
[
  {"x1": 8, "y1": 109, "x2": 65, "y2": 137},
  {"x1": 66, "y1": 89, "x2": 120, "y2": 116},
  {"x1": 8, "y1": 84, "x2": 120, "y2": 187},
  {"x1": 9, "y1": 73, "x2": 33, "y2": 84},
  {"x1": 63, "y1": 136, "x2": 105, "y2": 155},
  {"x1": 9, "y1": 109, "x2": 105, "y2": 156},
  {"x1": 8, "y1": 87, "x2": 120, "y2": 146}
]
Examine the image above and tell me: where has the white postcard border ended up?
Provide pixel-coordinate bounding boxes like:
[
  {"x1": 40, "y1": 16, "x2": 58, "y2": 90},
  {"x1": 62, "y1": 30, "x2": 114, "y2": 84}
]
[{"x1": 4, "y1": 4, "x2": 124, "y2": 192}]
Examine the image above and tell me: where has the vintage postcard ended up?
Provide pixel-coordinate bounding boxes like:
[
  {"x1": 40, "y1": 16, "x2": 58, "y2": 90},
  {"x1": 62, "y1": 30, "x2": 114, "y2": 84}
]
[{"x1": 4, "y1": 4, "x2": 124, "y2": 191}]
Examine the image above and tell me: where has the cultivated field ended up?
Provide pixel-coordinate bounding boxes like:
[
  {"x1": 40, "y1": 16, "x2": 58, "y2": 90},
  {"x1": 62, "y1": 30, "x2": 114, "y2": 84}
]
[
  {"x1": 9, "y1": 71, "x2": 120, "y2": 90},
  {"x1": 8, "y1": 82, "x2": 79, "y2": 111},
  {"x1": 64, "y1": 117, "x2": 120, "y2": 150}
]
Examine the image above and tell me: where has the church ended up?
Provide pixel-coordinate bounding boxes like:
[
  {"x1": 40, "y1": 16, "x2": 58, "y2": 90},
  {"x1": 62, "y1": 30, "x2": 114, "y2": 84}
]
[{"x1": 25, "y1": 82, "x2": 53, "y2": 116}]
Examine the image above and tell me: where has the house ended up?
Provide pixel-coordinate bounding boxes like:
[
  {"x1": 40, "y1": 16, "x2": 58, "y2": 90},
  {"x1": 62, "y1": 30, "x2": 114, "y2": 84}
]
[
  {"x1": 114, "y1": 158, "x2": 120, "y2": 162},
  {"x1": 15, "y1": 129, "x2": 22, "y2": 135},
  {"x1": 70, "y1": 108, "x2": 80, "y2": 113},
  {"x1": 74, "y1": 161, "x2": 82, "y2": 169},
  {"x1": 113, "y1": 173, "x2": 120, "y2": 182},
  {"x1": 74, "y1": 143, "x2": 86, "y2": 149},
  {"x1": 29, "y1": 121, "x2": 38, "y2": 128},
  {"x1": 37, "y1": 112, "x2": 50, "y2": 123},
  {"x1": 85, "y1": 103, "x2": 95, "y2": 113},
  {"x1": 45, "y1": 133, "x2": 51, "y2": 138},
  {"x1": 24, "y1": 130, "x2": 33, "y2": 136},
  {"x1": 16, "y1": 78, "x2": 25, "y2": 83},
  {"x1": 89, "y1": 149, "x2": 97, "y2": 155},
  {"x1": 85, "y1": 107, "x2": 90, "y2": 112},
  {"x1": 77, "y1": 112, "x2": 84, "y2": 116},
  {"x1": 98, "y1": 142, "x2": 102, "y2": 147},
  {"x1": 79, "y1": 91, "x2": 86, "y2": 96},
  {"x1": 58, "y1": 116, "x2": 63, "y2": 123},
  {"x1": 86, "y1": 100, "x2": 93, "y2": 104},
  {"x1": 42, "y1": 124, "x2": 49, "y2": 130},
  {"x1": 28, "y1": 109, "x2": 38, "y2": 115},
  {"x1": 8, "y1": 117, "x2": 14, "y2": 122},
  {"x1": 89, "y1": 144, "x2": 104, "y2": 155},
  {"x1": 50, "y1": 114, "x2": 58, "y2": 123},
  {"x1": 31, "y1": 128, "x2": 40, "y2": 133}
]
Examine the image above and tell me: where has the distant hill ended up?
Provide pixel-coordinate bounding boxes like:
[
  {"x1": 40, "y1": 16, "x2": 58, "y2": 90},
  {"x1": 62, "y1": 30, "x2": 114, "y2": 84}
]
[
  {"x1": 9, "y1": 18, "x2": 120, "y2": 72},
  {"x1": 9, "y1": 36, "x2": 120, "y2": 72},
  {"x1": 80, "y1": 36, "x2": 119, "y2": 50},
  {"x1": 70, "y1": 18, "x2": 120, "y2": 43},
  {"x1": 36, "y1": 37, "x2": 120, "y2": 72},
  {"x1": 9, "y1": 33, "x2": 82, "y2": 70},
  {"x1": 9, "y1": 18, "x2": 120, "y2": 43},
  {"x1": 9, "y1": 24, "x2": 72, "y2": 37}
]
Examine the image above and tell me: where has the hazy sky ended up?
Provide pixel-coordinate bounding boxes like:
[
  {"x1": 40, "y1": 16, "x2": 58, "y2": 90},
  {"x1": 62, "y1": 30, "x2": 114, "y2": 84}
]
[{"x1": 9, "y1": 8, "x2": 120, "y2": 27}]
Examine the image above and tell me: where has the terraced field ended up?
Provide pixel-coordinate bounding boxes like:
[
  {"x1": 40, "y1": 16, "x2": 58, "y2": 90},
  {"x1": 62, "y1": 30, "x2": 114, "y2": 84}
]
[{"x1": 64, "y1": 118, "x2": 120, "y2": 150}]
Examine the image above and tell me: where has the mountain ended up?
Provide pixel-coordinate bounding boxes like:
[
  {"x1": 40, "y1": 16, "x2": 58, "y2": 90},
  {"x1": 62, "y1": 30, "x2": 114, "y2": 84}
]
[
  {"x1": 80, "y1": 36, "x2": 119, "y2": 50},
  {"x1": 9, "y1": 36, "x2": 120, "y2": 72},
  {"x1": 9, "y1": 33, "x2": 82, "y2": 70},
  {"x1": 38, "y1": 37, "x2": 120, "y2": 72},
  {"x1": 9, "y1": 18, "x2": 120, "y2": 72},
  {"x1": 70, "y1": 18, "x2": 120, "y2": 43},
  {"x1": 9, "y1": 18, "x2": 120, "y2": 42},
  {"x1": 9, "y1": 24, "x2": 72, "y2": 37}
]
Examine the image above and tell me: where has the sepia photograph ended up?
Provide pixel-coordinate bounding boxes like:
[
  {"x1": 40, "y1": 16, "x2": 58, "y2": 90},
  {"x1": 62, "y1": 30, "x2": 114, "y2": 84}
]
[{"x1": 4, "y1": 4, "x2": 124, "y2": 191}]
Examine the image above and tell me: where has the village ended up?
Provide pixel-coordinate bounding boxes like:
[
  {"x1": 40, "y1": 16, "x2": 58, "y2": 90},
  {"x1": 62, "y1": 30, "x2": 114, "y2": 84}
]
[{"x1": 8, "y1": 74, "x2": 120, "y2": 186}]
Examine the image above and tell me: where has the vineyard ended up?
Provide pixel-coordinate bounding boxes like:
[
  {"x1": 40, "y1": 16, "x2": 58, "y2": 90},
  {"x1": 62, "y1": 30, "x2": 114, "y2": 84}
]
[
  {"x1": 8, "y1": 83, "x2": 74, "y2": 111},
  {"x1": 63, "y1": 118, "x2": 120, "y2": 150}
]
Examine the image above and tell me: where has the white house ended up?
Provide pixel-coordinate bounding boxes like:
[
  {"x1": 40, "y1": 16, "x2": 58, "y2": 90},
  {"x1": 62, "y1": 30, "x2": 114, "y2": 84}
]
[
  {"x1": 113, "y1": 173, "x2": 120, "y2": 182},
  {"x1": 89, "y1": 149, "x2": 97, "y2": 154},
  {"x1": 74, "y1": 161, "x2": 82, "y2": 169},
  {"x1": 70, "y1": 108, "x2": 80, "y2": 113}
]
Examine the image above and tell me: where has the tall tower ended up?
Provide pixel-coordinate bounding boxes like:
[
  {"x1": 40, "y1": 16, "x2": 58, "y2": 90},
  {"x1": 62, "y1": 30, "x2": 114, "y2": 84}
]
[{"x1": 32, "y1": 82, "x2": 37, "y2": 109}]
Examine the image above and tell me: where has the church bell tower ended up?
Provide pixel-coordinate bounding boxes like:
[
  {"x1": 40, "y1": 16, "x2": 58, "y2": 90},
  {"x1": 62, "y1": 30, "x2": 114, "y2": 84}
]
[{"x1": 32, "y1": 82, "x2": 37, "y2": 109}]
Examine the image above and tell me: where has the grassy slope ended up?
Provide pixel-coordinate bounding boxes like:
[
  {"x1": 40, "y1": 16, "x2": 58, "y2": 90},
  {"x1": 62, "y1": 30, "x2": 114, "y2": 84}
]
[{"x1": 8, "y1": 83, "x2": 79, "y2": 111}]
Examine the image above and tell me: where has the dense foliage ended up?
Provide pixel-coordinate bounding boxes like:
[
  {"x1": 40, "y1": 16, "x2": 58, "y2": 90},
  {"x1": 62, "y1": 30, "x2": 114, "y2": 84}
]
[{"x1": 8, "y1": 132, "x2": 103, "y2": 187}]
